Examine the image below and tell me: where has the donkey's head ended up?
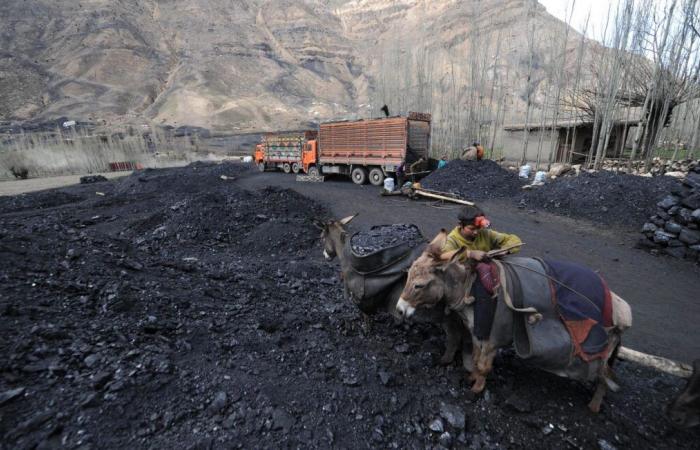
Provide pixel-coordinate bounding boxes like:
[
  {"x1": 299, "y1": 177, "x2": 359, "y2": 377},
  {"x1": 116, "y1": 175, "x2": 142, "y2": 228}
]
[
  {"x1": 396, "y1": 230, "x2": 472, "y2": 318},
  {"x1": 313, "y1": 213, "x2": 358, "y2": 261}
]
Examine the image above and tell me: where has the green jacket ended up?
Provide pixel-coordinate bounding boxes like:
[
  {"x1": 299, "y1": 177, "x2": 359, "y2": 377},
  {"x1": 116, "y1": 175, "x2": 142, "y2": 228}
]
[{"x1": 442, "y1": 226, "x2": 521, "y2": 260}]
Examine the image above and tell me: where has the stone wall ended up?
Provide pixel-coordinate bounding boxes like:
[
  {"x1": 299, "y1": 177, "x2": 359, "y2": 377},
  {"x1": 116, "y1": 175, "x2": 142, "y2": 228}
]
[{"x1": 639, "y1": 166, "x2": 700, "y2": 262}]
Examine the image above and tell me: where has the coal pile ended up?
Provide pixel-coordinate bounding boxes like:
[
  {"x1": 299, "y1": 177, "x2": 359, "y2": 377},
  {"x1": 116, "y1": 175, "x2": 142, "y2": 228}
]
[
  {"x1": 350, "y1": 224, "x2": 423, "y2": 256},
  {"x1": 420, "y1": 160, "x2": 524, "y2": 201},
  {"x1": 519, "y1": 170, "x2": 681, "y2": 229},
  {"x1": 638, "y1": 166, "x2": 700, "y2": 262},
  {"x1": 1, "y1": 162, "x2": 698, "y2": 449}
]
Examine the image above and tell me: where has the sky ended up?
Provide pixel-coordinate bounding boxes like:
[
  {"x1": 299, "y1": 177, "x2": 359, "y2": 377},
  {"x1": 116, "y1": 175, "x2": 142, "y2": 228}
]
[
  {"x1": 538, "y1": 0, "x2": 669, "y2": 39},
  {"x1": 539, "y1": 0, "x2": 620, "y2": 36}
]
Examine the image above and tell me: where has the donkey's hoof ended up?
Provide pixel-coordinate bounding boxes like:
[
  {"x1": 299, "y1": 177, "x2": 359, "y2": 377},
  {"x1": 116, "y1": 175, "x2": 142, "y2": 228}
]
[
  {"x1": 470, "y1": 376, "x2": 486, "y2": 394},
  {"x1": 439, "y1": 353, "x2": 455, "y2": 366},
  {"x1": 588, "y1": 400, "x2": 601, "y2": 414}
]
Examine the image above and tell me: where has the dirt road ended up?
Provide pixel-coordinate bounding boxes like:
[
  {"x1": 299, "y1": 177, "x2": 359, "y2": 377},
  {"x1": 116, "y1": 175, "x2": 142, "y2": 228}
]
[
  {"x1": 239, "y1": 172, "x2": 700, "y2": 363},
  {"x1": 0, "y1": 172, "x2": 132, "y2": 196}
]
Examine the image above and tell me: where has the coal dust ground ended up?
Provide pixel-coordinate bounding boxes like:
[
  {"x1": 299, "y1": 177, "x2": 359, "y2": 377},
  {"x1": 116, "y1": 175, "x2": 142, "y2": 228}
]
[{"x1": 1, "y1": 163, "x2": 699, "y2": 449}]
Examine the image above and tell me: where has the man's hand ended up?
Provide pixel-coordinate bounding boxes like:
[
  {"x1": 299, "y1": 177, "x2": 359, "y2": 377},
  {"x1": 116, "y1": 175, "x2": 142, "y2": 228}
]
[{"x1": 468, "y1": 250, "x2": 487, "y2": 261}]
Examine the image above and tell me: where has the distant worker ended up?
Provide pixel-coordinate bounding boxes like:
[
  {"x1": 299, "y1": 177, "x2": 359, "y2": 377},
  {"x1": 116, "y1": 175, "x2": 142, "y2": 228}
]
[
  {"x1": 396, "y1": 161, "x2": 406, "y2": 187},
  {"x1": 460, "y1": 142, "x2": 485, "y2": 161},
  {"x1": 475, "y1": 142, "x2": 484, "y2": 160},
  {"x1": 409, "y1": 157, "x2": 426, "y2": 173},
  {"x1": 438, "y1": 154, "x2": 448, "y2": 169},
  {"x1": 409, "y1": 157, "x2": 426, "y2": 181},
  {"x1": 381, "y1": 104, "x2": 390, "y2": 117}
]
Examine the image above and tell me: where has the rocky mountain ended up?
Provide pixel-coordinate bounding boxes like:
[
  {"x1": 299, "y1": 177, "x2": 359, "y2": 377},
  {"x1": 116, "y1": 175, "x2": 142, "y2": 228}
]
[{"x1": 0, "y1": 0, "x2": 595, "y2": 136}]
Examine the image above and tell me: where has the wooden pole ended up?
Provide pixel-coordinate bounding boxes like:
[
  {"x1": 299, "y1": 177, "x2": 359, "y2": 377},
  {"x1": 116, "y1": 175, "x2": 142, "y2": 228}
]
[
  {"x1": 618, "y1": 346, "x2": 693, "y2": 378},
  {"x1": 413, "y1": 188, "x2": 475, "y2": 205}
]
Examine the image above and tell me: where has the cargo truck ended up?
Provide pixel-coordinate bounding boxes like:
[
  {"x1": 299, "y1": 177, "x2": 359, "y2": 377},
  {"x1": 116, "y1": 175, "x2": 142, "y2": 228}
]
[
  {"x1": 254, "y1": 130, "x2": 318, "y2": 174},
  {"x1": 254, "y1": 112, "x2": 431, "y2": 185}
]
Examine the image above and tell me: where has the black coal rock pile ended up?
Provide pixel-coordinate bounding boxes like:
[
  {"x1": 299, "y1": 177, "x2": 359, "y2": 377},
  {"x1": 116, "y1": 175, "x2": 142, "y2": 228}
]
[
  {"x1": 518, "y1": 170, "x2": 681, "y2": 229},
  {"x1": 1, "y1": 162, "x2": 698, "y2": 449},
  {"x1": 420, "y1": 160, "x2": 525, "y2": 200},
  {"x1": 350, "y1": 224, "x2": 424, "y2": 256},
  {"x1": 638, "y1": 166, "x2": 700, "y2": 262}
]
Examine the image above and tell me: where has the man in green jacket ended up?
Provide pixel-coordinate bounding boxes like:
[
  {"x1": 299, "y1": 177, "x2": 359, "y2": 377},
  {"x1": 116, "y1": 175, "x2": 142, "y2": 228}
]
[
  {"x1": 442, "y1": 205, "x2": 522, "y2": 261},
  {"x1": 442, "y1": 205, "x2": 522, "y2": 340}
]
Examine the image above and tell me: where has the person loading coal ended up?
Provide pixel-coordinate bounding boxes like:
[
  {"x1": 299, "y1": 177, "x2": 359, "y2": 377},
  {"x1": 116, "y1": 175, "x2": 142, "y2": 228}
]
[
  {"x1": 442, "y1": 205, "x2": 521, "y2": 260},
  {"x1": 460, "y1": 142, "x2": 485, "y2": 161},
  {"x1": 441, "y1": 205, "x2": 522, "y2": 340}
]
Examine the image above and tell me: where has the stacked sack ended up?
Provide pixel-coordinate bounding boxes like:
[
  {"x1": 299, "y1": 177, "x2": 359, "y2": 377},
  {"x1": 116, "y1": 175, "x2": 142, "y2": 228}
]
[{"x1": 639, "y1": 166, "x2": 700, "y2": 261}]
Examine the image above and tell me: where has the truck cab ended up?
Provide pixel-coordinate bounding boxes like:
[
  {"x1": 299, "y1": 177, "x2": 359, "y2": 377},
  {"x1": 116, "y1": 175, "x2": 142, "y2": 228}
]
[{"x1": 302, "y1": 140, "x2": 319, "y2": 175}]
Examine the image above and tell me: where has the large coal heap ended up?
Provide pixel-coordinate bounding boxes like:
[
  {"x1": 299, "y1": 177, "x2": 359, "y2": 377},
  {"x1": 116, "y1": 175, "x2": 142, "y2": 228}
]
[
  {"x1": 420, "y1": 160, "x2": 524, "y2": 201},
  {"x1": 1, "y1": 162, "x2": 698, "y2": 449},
  {"x1": 519, "y1": 171, "x2": 681, "y2": 229}
]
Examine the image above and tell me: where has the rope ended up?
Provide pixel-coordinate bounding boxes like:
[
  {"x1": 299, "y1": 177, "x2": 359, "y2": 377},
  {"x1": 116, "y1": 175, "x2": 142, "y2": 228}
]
[{"x1": 499, "y1": 259, "x2": 602, "y2": 314}]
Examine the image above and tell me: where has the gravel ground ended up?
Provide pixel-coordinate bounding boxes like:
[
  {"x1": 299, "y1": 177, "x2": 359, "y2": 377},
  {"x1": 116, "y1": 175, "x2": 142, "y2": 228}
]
[
  {"x1": 1, "y1": 163, "x2": 698, "y2": 449},
  {"x1": 518, "y1": 171, "x2": 681, "y2": 230},
  {"x1": 420, "y1": 160, "x2": 525, "y2": 201}
]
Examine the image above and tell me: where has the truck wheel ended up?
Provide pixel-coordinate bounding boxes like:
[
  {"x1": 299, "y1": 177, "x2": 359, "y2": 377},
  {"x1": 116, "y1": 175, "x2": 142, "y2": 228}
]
[
  {"x1": 307, "y1": 166, "x2": 320, "y2": 177},
  {"x1": 257, "y1": 162, "x2": 266, "y2": 172},
  {"x1": 351, "y1": 167, "x2": 368, "y2": 185},
  {"x1": 292, "y1": 162, "x2": 301, "y2": 174},
  {"x1": 283, "y1": 163, "x2": 292, "y2": 173},
  {"x1": 368, "y1": 168, "x2": 385, "y2": 186}
]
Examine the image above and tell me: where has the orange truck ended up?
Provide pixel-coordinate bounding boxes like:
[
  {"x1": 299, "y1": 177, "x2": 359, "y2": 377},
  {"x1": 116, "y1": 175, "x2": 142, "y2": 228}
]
[
  {"x1": 254, "y1": 130, "x2": 318, "y2": 175},
  {"x1": 254, "y1": 112, "x2": 431, "y2": 185}
]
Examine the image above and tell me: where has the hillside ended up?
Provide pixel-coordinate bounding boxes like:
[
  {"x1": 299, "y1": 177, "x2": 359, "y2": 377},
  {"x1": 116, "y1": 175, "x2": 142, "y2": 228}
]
[{"x1": 0, "y1": 0, "x2": 596, "y2": 136}]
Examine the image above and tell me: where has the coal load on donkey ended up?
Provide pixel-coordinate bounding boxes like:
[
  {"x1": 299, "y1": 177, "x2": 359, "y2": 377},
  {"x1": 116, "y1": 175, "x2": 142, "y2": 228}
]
[
  {"x1": 346, "y1": 224, "x2": 426, "y2": 314},
  {"x1": 420, "y1": 160, "x2": 524, "y2": 201},
  {"x1": 350, "y1": 224, "x2": 424, "y2": 256},
  {"x1": 519, "y1": 170, "x2": 680, "y2": 229}
]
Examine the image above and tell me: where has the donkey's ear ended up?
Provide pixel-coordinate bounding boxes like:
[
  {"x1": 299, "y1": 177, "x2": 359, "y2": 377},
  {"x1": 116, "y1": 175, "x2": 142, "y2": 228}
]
[
  {"x1": 339, "y1": 213, "x2": 358, "y2": 226},
  {"x1": 448, "y1": 247, "x2": 467, "y2": 263},
  {"x1": 427, "y1": 229, "x2": 448, "y2": 256},
  {"x1": 312, "y1": 218, "x2": 326, "y2": 230}
]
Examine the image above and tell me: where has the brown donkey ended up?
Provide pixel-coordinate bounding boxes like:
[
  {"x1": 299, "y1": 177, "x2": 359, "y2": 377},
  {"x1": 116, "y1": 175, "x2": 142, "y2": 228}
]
[{"x1": 396, "y1": 230, "x2": 632, "y2": 412}]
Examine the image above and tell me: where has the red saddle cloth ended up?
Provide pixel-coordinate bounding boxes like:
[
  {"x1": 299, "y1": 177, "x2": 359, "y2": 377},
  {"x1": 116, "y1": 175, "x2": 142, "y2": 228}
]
[{"x1": 475, "y1": 262, "x2": 500, "y2": 295}]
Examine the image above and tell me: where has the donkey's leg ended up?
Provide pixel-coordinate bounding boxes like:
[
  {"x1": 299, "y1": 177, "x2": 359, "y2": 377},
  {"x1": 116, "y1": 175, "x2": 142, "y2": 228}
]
[
  {"x1": 470, "y1": 340, "x2": 496, "y2": 394},
  {"x1": 588, "y1": 377, "x2": 607, "y2": 413},
  {"x1": 440, "y1": 313, "x2": 464, "y2": 365},
  {"x1": 589, "y1": 333, "x2": 622, "y2": 413},
  {"x1": 360, "y1": 312, "x2": 372, "y2": 334}
]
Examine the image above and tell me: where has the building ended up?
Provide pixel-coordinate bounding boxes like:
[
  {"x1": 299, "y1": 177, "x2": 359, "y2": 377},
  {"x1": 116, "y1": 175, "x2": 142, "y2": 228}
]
[{"x1": 501, "y1": 119, "x2": 638, "y2": 166}]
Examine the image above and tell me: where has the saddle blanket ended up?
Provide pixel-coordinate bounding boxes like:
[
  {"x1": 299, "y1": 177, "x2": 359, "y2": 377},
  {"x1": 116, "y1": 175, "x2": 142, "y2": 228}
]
[{"x1": 542, "y1": 259, "x2": 613, "y2": 360}]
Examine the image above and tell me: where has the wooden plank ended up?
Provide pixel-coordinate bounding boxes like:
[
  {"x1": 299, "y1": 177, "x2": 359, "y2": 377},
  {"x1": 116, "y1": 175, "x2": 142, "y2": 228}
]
[
  {"x1": 413, "y1": 189, "x2": 475, "y2": 205},
  {"x1": 618, "y1": 346, "x2": 693, "y2": 378}
]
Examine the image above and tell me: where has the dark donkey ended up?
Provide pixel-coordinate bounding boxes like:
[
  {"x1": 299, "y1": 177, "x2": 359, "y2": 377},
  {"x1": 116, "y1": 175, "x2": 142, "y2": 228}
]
[
  {"x1": 396, "y1": 230, "x2": 632, "y2": 412},
  {"x1": 315, "y1": 214, "x2": 468, "y2": 366}
]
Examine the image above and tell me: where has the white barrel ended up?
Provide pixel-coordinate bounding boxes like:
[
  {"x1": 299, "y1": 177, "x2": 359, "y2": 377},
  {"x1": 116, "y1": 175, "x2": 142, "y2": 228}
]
[
  {"x1": 534, "y1": 170, "x2": 547, "y2": 183},
  {"x1": 383, "y1": 177, "x2": 395, "y2": 192}
]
